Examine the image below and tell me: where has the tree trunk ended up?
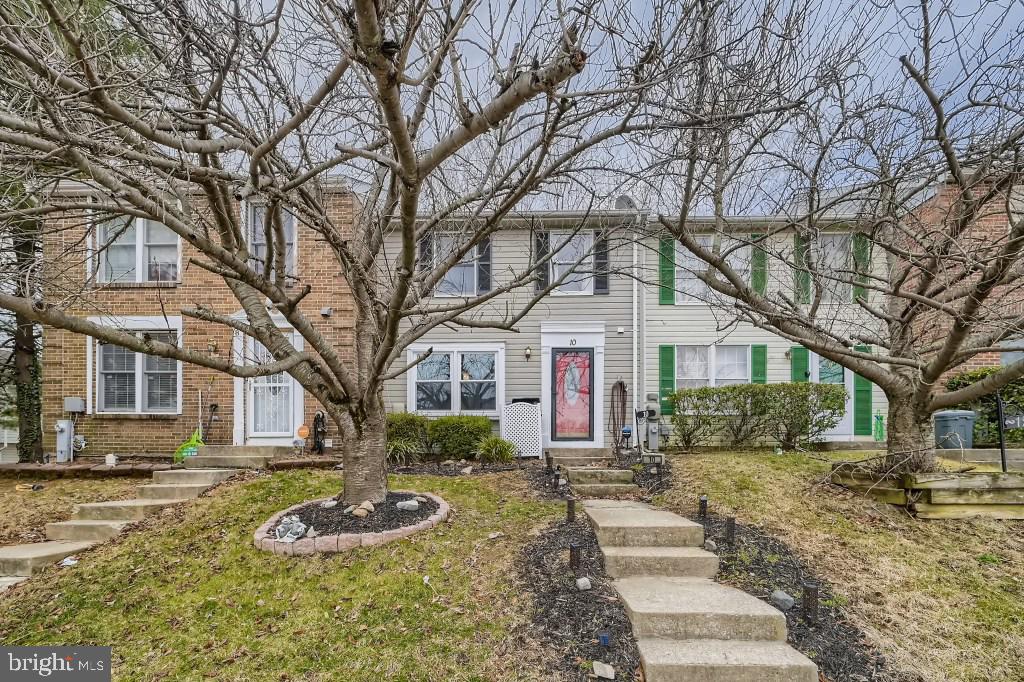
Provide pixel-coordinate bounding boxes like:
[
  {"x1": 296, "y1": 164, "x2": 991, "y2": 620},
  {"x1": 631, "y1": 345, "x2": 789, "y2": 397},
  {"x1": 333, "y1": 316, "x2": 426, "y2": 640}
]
[
  {"x1": 882, "y1": 398, "x2": 936, "y2": 473},
  {"x1": 341, "y1": 397, "x2": 389, "y2": 505},
  {"x1": 13, "y1": 216, "x2": 42, "y2": 463}
]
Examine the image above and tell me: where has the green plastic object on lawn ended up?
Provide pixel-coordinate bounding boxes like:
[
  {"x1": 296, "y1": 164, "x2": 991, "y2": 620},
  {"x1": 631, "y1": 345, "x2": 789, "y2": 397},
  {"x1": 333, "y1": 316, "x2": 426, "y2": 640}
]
[{"x1": 174, "y1": 429, "x2": 205, "y2": 463}]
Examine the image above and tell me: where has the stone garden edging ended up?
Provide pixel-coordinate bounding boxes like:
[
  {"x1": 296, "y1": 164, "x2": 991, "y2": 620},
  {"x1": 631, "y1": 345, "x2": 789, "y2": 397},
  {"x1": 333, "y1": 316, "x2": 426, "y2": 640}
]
[{"x1": 253, "y1": 490, "x2": 450, "y2": 556}]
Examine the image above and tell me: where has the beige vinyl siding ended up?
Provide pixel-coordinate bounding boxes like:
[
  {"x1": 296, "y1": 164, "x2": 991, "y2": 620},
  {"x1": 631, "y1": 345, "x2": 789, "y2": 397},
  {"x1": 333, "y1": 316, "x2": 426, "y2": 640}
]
[
  {"x1": 642, "y1": 233, "x2": 889, "y2": 438},
  {"x1": 382, "y1": 226, "x2": 639, "y2": 430}
]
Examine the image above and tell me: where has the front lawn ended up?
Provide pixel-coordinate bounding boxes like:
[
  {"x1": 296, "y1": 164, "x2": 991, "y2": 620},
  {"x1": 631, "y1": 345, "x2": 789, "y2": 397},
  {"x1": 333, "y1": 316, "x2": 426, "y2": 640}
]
[
  {"x1": 0, "y1": 470, "x2": 561, "y2": 681},
  {"x1": 0, "y1": 477, "x2": 139, "y2": 546},
  {"x1": 658, "y1": 450, "x2": 1024, "y2": 682}
]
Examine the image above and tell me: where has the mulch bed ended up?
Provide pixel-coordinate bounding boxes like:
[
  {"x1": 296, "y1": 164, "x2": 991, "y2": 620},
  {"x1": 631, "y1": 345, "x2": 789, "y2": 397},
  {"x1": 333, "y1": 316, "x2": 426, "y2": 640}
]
[
  {"x1": 522, "y1": 462, "x2": 572, "y2": 499},
  {"x1": 286, "y1": 492, "x2": 439, "y2": 534},
  {"x1": 616, "y1": 447, "x2": 674, "y2": 500},
  {"x1": 518, "y1": 519, "x2": 640, "y2": 681},
  {"x1": 389, "y1": 460, "x2": 527, "y2": 477},
  {"x1": 698, "y1": 511, "x2": 897, "y2": 682}
]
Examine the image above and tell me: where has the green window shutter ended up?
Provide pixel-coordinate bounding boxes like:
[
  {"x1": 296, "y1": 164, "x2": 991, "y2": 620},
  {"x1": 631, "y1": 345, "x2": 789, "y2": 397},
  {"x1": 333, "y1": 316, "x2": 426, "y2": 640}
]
[
  {"x1": 852, "y1": 233, "x2": 869, "y2": 302},
  {"x1": 751, "y1": 345, "x2": 768, "y2": 384},
  {"x1": 659, "y1": 344, "x2": 676, "y2": 415},
  {"x1": 853, "y1": 344, "x2": 873, "y2": 436},
  {"x1": 659, "y1": 237, "x2": 675, "y2": 305},
  {"x1": 790, "y1": 346, "x2": 809, "y2": 382},
  {"x1": 794, "y1": 234, "x2": 811, "y2": 304},
  {"x1": 751, "y1": 233, "x2": 767, "y2": 295}
]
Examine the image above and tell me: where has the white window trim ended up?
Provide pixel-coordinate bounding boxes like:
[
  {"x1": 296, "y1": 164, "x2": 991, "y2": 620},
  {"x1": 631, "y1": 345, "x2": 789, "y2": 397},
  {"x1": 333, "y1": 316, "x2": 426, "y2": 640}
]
[
  {"x1": 812, "y1": 233, "x2": 854, "y2": 304},
  {"x1": 549, "y1": 230, "x2": 595, "y2": 296},
  {"x1": 433, "y1": 233, "x2": 479, "y2": 298},
  {"x1": 242, "y1": 200, "x2": 298, "y2": 276},
  {"x1": 675, "y1": 236, "x2": 750, "y2": 306},
  {"x1": 406, "y1": 343, "x2": 505, "y2": 417},
  {"x1": 675, "y1": 344, "x2": 752, "y2": 388},
  {"x1": 86, "y1": 315, "x2": 183, "y2": 415},
  {"x1": 89, "y1": 216, "x2": 182, "y2": 285}
]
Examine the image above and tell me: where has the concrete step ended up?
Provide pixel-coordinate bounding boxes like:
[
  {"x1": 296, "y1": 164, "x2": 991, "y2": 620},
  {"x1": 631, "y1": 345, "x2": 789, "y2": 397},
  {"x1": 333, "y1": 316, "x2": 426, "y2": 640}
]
[
  {"x1": 152, "y1": 468, "x2": 236, "y2": 485},
  {"x1": 183, "y1": 455, "x2": 268, "y2": 469},
  {"x1": 0, "y1": 541, "x2": 95, "y2": 576},
  {"x1": 547, "y1": 447, "x2": 612, "y2": 458},
  {"x1": 566, "y1": 467, "x2": 635, "y2": 484},
  {"x1": 583, "y1": 501, "x2": 705, "y2": 547},
  {"x1": 615, "y1": 577, "x2": 787, "y2": 641},
  {"x1": 603, "y1": 546, "x2": 719, "y2": 579},
  {"x1": 572, "y1": 483, "x2": 638, "y2": 497},
  {"x1": 0, "y1": 576, "x2": 28, "y2": 591},
  {"x1": 73, "y1": 498, "x2": 181, "y2": 521},
  {"x1": 137, "y1": 483, "x2": 210, "y2": 500},
  {"x1": 196, "y1": 445, "x2": 292, "y2": 458},
  {"x1": 46, "y1": 520, "x2": 129, "y2": 542},
  {"x1": 552, "y1": 455, "x2": 614, "y2": 468},
  {"x1": 638, "y1": 639, "x2": 818, "y2": 682}
]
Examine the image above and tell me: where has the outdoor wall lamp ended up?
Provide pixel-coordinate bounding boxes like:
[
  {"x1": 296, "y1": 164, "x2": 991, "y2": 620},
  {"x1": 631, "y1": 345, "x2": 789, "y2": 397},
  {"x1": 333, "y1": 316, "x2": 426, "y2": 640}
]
[
  {"x1": 525, "y1": 346, "x2": 532, "y2": 361},
  {"x1": 784, "y1": 349, "x2": 792, "y2": 360}
]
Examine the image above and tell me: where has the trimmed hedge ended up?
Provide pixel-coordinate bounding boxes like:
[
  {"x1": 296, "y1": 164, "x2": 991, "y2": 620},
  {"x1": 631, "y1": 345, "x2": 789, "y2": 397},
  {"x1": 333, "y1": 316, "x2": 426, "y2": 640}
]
[
  {"x1": 668, "y1": 382, "x2": 846, "y2": 450},
  {"x1": 945, "y1": 367, "x2": 1024, "y2": 446},
  {"x1": 426, "y1": 415, "x2": 494, "y2": 459}
]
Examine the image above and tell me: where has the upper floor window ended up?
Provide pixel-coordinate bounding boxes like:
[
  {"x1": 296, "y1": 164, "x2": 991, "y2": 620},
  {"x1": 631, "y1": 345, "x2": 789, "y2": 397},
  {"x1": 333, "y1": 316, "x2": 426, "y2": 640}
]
[
  {"x1": 96, "y1": 216, "x2": 179, "y2": 284},
  {"x1": 795, "y1": 232, "x2": 856, "y2": 303},
  {"x1": 96, "y1": 331, "x2": 180, "y2": 414},
  {"x1": 419, "y1": 232, "x2": 492, "y2": 297},
  {"x1": 247, "y1": 204, "x2": 296, "y2": 277},
  {"x1": 675, "y1": 235, "x2": 750, "y2": 304},
  {"x1": 535, "y1": 229, "x2": 609, "y2": 295}
]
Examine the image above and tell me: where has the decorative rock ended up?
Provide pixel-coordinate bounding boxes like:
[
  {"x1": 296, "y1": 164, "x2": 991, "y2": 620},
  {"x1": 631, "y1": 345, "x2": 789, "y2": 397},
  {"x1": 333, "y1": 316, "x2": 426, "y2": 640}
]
[
  {"x1": 352, "y1": 508, "x2": 369, "y2": 518},
  {"x1": 704, "y1": 539, "x2": 718, "y2": 552},
  {"x1": 358, "y1": 500, "x2": 374, "y2": 512},
  {"x1": 592, "y1": 661, "x2": 615, "y2": 679},
  {"x1": 441, "y1": 460, "x2": 456, "y2": 466},
  {"x1": 576, "y1": 576, "x2": 592, "y2": 591},
  {"x1": 487, "y1": 532, "x2": 504, "y2": 540},
  {"x1": 771, "y1": 589, "x2": 795, "y2": 611},
  {"x1": 396, "y1": 500, "x2": 420, "y2": 511},
  {"x1": 414, "y1": 496, "x2": 428, "y2": 503},
  {"x1": 558, "y1": 477, "x2": 568, "y2": 486},
  {"x1": 305, "y1": 527, "x2": 318, "y2": 538},
  {"x1": 320, "y1": 499, "x2": 338, "y2": 509},
  {"x1": 343, "y1": 505, "x2": 356, "y2": 514},
  {"x1": 460, "y1": 466, "x2": 473, "y2": 475}
]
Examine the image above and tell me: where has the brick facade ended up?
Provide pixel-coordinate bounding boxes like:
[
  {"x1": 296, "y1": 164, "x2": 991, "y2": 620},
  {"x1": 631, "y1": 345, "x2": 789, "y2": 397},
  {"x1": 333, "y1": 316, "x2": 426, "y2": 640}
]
[{"x1": 40, "y1": 191, "x2": 355, "y2": 456}]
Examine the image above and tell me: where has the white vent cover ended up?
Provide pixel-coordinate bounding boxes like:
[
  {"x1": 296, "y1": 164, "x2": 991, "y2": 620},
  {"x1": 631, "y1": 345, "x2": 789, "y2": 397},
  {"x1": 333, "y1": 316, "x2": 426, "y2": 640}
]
[{"x1": 501, "y1": 402, "x2": 543, "y2": 458}]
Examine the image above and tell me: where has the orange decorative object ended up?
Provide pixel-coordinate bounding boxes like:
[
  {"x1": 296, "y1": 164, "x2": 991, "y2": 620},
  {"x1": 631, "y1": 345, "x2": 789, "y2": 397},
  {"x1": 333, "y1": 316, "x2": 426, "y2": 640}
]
[{"x1": 297, "y1": 424, "x2": 310, "y2": 439}]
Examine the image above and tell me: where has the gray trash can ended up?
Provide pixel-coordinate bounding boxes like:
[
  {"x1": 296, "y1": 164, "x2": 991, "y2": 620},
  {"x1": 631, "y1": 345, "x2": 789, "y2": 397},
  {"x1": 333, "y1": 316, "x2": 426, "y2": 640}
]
[{"x1": 933, "y1": 410, "x2": 976, "y2": 449}]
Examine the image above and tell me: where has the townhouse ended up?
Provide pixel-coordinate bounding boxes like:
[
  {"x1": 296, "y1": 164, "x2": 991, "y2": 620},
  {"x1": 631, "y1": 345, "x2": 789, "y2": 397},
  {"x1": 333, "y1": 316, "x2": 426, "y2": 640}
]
[{"x1": 39, "y1": 186, "x2": 357, "y2": 455}]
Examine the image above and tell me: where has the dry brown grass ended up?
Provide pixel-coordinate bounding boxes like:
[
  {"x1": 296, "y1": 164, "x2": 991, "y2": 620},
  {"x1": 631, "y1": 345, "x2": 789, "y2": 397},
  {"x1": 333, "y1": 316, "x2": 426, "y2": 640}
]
[
  {"x1": 657, "y1": 450, "x2": 1024, "y2": 682},
  {"x1": 0, "y1": 477, "x2": 139, "y2": 546}
]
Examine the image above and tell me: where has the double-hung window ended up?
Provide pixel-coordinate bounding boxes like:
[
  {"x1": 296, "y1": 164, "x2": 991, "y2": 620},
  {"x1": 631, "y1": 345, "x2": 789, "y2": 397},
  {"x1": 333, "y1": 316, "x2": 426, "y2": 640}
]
[
  {"x1": 676, "y1": 345, "x2": 750, "y2": 387},
  {"x1": 96, "y1": 330, "x2": 181, "y2": 414},
  {"x1": 247, "y1": 204, "x2": 297, "y2": 278},
  {"x1": 813, "y1": 234, "x2": 852, "y2": 302},
  {"x1": 408, "y1": 345, "x2": 504, "y2": 414},
  {"x1": 675, "y1": 235, "x2": 750, "y2": 304},
  {"x1": 96, "y1": 216, "x2": 179, "y2": 284},
  {"x1": 550, "y1": 230, "x2": 594, "y2": 295},
  {"x1": 435, "y1": 233, "x2": 478, "y2": 297}
]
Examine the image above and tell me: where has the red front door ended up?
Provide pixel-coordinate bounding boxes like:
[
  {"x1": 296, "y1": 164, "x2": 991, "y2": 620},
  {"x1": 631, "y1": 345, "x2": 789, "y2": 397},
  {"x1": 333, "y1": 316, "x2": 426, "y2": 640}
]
[{"x1": 552, "y1": 349, "x2": 593, "y2": 441}]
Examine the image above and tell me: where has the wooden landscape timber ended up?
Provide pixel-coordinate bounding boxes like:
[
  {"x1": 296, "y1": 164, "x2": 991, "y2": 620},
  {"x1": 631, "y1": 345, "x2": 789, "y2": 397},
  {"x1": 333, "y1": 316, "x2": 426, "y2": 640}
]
[{"x1": 830, "y1": 465, "x2": 1024, "y2": 519}]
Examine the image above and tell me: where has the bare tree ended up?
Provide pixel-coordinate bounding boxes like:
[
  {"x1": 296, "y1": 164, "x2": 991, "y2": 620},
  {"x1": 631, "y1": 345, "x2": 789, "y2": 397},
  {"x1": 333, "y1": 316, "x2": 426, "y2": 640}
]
[
  {"x1": 650, "y1": 0, "x2": 1024, "y2": 473},
  {"x1": 0, "y1": 0, "x2": 846, "y2": 501}
]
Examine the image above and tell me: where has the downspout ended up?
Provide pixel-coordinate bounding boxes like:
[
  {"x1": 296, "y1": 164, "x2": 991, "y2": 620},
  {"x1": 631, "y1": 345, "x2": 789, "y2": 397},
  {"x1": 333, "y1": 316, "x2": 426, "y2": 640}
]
[{"x1": 632, "y1": 221, "x2": 639, "y2": 415}]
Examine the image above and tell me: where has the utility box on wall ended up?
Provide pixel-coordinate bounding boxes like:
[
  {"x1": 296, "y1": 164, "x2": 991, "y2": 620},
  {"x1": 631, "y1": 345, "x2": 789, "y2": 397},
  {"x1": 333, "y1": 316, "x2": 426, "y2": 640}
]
[
  {"x1": 55, "y1": 419, "x2": 75, "y2": 463},
  {"x1": 63, "y1": 397, "x2": 85, "y2": 413}
]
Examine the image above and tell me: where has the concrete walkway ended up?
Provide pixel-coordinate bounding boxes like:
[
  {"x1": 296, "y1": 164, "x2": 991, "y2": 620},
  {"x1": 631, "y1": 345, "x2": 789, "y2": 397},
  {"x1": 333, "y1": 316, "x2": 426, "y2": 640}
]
[
  {"x1": 549, "y1": 448, "x2": 641, "y2": 497},
  {"x1": 0, "y1": 468, "x2": 235, "y2": 592},
  {"x1": 583, "y1": 499, "x2": 817, "y2": 681}
]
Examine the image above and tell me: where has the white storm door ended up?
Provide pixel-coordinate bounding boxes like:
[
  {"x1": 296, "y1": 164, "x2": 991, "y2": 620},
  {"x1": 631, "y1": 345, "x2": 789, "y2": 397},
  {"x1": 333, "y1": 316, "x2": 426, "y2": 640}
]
[
  {"x1": 812, "y1": 353, "x2": 854, "y2": 439},
  {"x1": 246, "y1": 338, "x2": 296, "y2": 439}
]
